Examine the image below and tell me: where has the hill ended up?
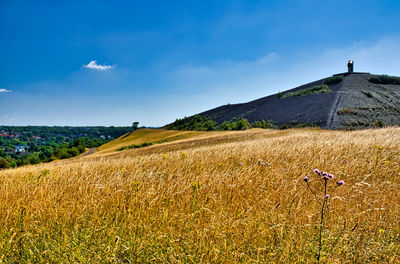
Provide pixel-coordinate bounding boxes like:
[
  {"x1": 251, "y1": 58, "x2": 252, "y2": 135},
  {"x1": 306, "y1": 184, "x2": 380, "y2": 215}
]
[
  {"x1": 168, "y1": 73, "x2": 400, "y2": 129},
  {"x1": 1, "y1": 127, "x2": 399, "y2": 262},
  {"x1": 96, "y1": 129, "x2": 208, "y2": 153}
]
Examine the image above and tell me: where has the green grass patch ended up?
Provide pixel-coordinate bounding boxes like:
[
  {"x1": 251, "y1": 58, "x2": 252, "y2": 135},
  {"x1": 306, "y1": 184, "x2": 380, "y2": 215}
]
[
  {"x1": 324, "y1": 76, "x2": 343, "y2": 85},
  {"x1": 369, "y1": 75, "x2": 400, "y2": 85},
  {"x1": 281, "y1": 84, "x2": 331, "y2": 99},
  {"x1": 337, "y1": 108, "x2": 358, "y2": 115},
  {"x1": 362, "y1": 90, "x2": 373, "y2": 98},
  {"x1": 117, "y1": 139, "x2": 169, "y2": 151}
]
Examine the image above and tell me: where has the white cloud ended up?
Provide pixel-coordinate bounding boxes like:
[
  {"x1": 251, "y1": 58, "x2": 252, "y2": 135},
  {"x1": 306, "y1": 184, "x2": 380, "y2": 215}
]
[
  {"x1": 83, "y1": 60, "x2": 113, "y2": 71},
  {"x1": 0, "y1": 88, "x2": 12, "y2": 93}
]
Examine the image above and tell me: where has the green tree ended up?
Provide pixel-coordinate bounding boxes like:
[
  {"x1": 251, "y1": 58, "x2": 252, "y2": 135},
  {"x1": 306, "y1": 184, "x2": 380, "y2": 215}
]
[
  {"x1": 204, "y1": 120, "x2": 217, "y2": 131},
  {"x1": 56, "y1": 149, "x2": 72, "y2": 159},
  {"x1": 73, "y1": 138, "x2": 85, "y2": 148},
  {"x1": 221, "y1": 121, "x2": 233, "y2": 130},
  {"x1": 0, "y1": 148, "x2": 5, "y2": 157},
  {"x1": 28, "y1": 154, "x2": 41, "y2": 165},
  {"x1": 0, "y1": 158, "x2": 12, "y2": 169},
  {"x1": 132, "y1": 122, "x2": 139, "y2": 131},
  {"x1": 235, "y1": 119, "x2": 250, "y2": 130},
  {"x1": 68, "y1": 147, "x2": 81, "y2": 157}
]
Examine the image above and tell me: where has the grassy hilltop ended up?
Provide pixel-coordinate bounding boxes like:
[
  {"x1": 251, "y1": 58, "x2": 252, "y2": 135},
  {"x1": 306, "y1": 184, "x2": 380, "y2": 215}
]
[{"x1": 1, "y1": 128, "x2": 400, "y2": 263}]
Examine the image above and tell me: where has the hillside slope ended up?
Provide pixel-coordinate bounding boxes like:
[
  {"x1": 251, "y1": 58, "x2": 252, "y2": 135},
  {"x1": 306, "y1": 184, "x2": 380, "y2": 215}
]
[
  {"x1": 96, "y1": 129, "x2": 208, "y2": 153},
  {"x1": 182, "y1": 73, "x2": 400, "y2": 129}
]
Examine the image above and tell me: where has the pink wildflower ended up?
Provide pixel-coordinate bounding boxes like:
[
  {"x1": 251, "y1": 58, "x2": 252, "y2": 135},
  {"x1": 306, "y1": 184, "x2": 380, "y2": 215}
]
[{"x1": 336, "y1": 180, "x2": 344, "y2": 186}]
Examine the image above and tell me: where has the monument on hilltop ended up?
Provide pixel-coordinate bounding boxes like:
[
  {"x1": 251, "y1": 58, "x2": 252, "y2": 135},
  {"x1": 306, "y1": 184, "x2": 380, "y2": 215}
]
[{"x1": 347, "y1": 60, "x2": 354, "y2": 73}]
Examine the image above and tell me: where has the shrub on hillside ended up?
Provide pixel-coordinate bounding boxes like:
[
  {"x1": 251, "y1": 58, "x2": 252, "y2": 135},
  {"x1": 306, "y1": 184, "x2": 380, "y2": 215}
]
[
  {"x1": 169, "y1": 115, "x2": 253, "y2": 131},
  {"x1": 220, "y1": 121, "x2": 234, "y2": 130},
  {"x1": 362, "y1": 90, "x2": 373, "y2": 98},
  {"x1": 235, "y1": 119, "x2": 251, "y2": 130},
  {"x1": 373, "y1": 120, "x2": 385, "y2": 128},
  {"x1": 117, "y1": 140, "x2": 169, "y2": 151},
  {"x1": 278, "y1": 121, "x2": 320, "y2": 129},
  {"x1": 279, "y1": 124, "x2": 292, "y2": 130},
  {"x1": 280, "y1": 84, "x2": 331, "y2": 98},
  {"x1": 204, "y1": 120, "x2": 217, "y2": 131},
  {"x1": 252, "y1": 119, "x2": 276, "y2": 129},
  {"x1": 369, "y1": 75, "x2": 400, "y2": 85},
  {"x1": 168, "y1": 116, "x2": 323, "y2": 131},
  {"x1": 324, "y1": 76, "x2": 343, "y2": 85},
  {"x1": 337, "y1": 108, "x2": 358, "y2": 115}
]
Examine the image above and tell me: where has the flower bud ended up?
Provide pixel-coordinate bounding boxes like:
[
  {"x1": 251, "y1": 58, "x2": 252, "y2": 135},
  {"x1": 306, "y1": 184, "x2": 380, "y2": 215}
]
[{"x1": 336, "y1": 180, "x2": 344, "y2": 186}]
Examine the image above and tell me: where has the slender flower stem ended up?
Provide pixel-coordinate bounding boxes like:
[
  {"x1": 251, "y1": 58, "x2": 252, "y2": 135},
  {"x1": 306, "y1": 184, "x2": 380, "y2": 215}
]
[
  {"x1": 306, "y1": 169, "x2": 345, "y2": 263},
  {"x1": 317, "y1": 180, "x2": 327, "y2": 263}
]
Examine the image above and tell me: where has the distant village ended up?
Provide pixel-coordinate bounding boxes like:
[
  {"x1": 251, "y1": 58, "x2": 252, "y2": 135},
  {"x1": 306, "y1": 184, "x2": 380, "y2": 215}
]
[
  {"x1": 0, "y1": 129, "x2": 113, "y2": 155},
  {"x1": 0, "y1": 126, "x2": 132, "y2": 168},
  {"x1": 1, "y1": 130, "x2": 39, "y2": 155},
  {"x1": 0, "y1": 127, "x2": 127, "y2": 156}
]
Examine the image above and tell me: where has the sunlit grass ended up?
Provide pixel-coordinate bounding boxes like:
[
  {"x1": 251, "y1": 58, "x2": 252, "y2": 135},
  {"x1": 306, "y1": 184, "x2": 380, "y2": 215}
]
[
  {"x1": 97, "y1": 128, "x2": 208, "y2": 153},
  {"x1": 1, "y1": 127, "x2": 399, "y2": 263}
]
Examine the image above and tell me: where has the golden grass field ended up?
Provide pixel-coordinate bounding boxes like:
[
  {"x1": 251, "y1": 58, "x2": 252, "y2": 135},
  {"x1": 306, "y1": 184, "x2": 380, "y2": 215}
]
[
  {"x1": 1, "y1": 127, "x2": 399, "y2": 263},
  {"x1": 96, "y1": 129, "x2": 210, "y2": 153}
]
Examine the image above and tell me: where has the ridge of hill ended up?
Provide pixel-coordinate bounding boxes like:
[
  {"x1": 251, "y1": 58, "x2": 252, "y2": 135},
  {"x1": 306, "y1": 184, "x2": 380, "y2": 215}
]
[
  {"x1": 96, "y1": 129, "x2": 208, "y2": 153},
  {"x1": 170, "y1": 73, "x2": 400, "y2": 129}
]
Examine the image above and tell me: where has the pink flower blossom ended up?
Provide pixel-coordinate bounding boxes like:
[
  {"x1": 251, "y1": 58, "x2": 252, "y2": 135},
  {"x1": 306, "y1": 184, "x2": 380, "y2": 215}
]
[{"x1": 321, "y1": 172, "x2": 332, "y2": 180}]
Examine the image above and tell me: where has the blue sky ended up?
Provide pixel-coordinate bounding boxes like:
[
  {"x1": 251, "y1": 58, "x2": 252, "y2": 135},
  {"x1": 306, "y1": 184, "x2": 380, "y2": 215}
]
[{"x1": 1, "y1": 0, "x2": 400, "y2": 126}]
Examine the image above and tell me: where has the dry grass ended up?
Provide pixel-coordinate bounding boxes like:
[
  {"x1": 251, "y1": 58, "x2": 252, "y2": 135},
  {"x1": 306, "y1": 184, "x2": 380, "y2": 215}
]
[
  {"x1": 97, "y1": 129, "x2": 209, "y2": 153},
  {"x1": 1, "y1": 128, "x2": 400, "y2": 263}
]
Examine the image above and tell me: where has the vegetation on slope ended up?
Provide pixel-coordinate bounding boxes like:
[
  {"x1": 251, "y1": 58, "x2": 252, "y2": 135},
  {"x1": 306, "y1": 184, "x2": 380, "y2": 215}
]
[
  {"x1": 167, "y1": 115, "x2": 278, "y2": 131},
  {"x1": 117, "y1": 139, "x2": 169, "y2": 151},
  {"x1": 1, "y1": 128, "x2": 399, "y2": 263},
  {"x1": 369, "y1": 74, "x2": 400, "y2": 85},
  {"x1": 279, "y1": 84, "x2": 331, "y2": 99},
  {"x1": 168, "y1": 115, "x2": 321, "y2": 131},
  {"x1": 323, "y1": 75, "x2": 343, "y2": 85}
]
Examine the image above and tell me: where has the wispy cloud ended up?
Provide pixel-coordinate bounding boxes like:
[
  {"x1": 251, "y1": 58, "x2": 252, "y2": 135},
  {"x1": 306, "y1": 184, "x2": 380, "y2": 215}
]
[
  {"x1": 0, "y1": 88, "x2": 12, "y2": 93},
  {"x1": 3, "y1": 115, "x2": 17, "y2": 121},
  {"x1": 83, "y1": 60, "x2": 113, "y2": 71}
]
